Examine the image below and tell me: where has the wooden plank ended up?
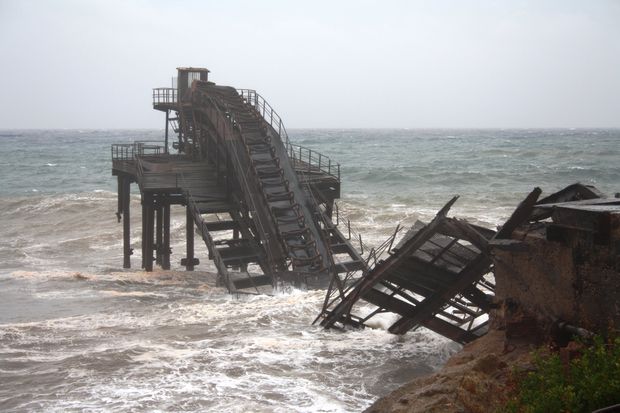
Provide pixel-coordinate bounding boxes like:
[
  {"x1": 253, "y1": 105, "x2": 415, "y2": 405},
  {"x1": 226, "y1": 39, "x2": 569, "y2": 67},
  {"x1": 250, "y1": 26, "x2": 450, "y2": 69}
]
[
  {"x1": 462, "y1": 285, "x2": 493, "y2": 311},
  {"x1": 206, "y1": 220, "x2": 240, "y2": 231},
  {"x1": 219, "y1": 244, "x2": 261, "y2": 266},
  {"x1": 388, "y1": 254, "x2": 491, "y2": 334},
  {"x1": 321, "y1": 196, "x2": 458, "y2": 328},
  {"x1": 363, "y1": 288, "x2": 478, "y2": 343},
  {"x1": 496, "y1": 187, "x2": 542, "y2": 239},
  {"x1": 363, "y1": 287, "x2": 416, "y2": 316},
  {"x1": 401, "y1": 255, "x2": 459, "y2": 285},
  {"x1": 421, "y1": 316, "x2": 479, "y2": 344},
  {"x1": 438, "y1": 218, "x2": 494, "y2": 252},
  {"x1": 232, "y1": 275, "x2": 272, "y2": 290}
]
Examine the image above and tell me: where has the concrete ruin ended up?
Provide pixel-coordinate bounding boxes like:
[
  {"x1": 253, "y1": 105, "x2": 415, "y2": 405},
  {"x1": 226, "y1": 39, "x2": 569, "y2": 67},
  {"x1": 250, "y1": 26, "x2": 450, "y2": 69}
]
[{"x1": 365, "y1": 183, "x2": 620, "y2": 413}]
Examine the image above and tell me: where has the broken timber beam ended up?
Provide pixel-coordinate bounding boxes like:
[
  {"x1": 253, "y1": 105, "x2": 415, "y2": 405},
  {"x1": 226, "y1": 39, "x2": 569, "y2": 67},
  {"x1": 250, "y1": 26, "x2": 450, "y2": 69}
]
[{"x1": 320, "y1": 196, "x2": 459, "y2": 328}]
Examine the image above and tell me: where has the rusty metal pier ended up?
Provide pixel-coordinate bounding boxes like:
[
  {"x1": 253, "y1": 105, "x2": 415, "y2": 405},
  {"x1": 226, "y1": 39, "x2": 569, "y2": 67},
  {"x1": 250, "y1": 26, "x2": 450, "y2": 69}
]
[
  {"x1": 112, "y1": 67, "x2": 366, "y2": 293},
  {"x1": 110, "y1": 66, "x2": 617, "y2": 348}
]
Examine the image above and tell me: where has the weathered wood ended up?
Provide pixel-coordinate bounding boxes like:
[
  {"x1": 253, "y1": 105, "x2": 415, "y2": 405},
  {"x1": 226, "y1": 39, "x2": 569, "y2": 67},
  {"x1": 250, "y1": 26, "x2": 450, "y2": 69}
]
[
  {"x1": 438, "y1": 218, "x2": 494, "y2": 253},
  {"x1": 496, "y1": 187, "x2": 542, "y2": 239},
  {"x1": 488, "y1": 238, "x2": 530, "y2": 252},
  {"x1": 363, "y1": 287, "x2": 479, "y2": 343},
  {"x1": 388, "y1": 254, "x2": 490, "y2": 334},
  {"x1": 422, "y1": 315, "x2": 480, "y2": 344},
  {"x1": 531, "y1": 183, "x2": 606, "y2": 221},
  {"x1": 321, "y1": 196, "x2": 458, "y2": 328}
]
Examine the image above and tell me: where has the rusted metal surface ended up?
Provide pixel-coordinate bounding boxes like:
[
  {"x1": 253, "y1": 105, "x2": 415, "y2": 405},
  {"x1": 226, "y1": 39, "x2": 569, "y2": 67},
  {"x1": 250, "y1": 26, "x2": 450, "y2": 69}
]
[{"x1": 111, "y1": 67, "x2": 365, "y2": 293}]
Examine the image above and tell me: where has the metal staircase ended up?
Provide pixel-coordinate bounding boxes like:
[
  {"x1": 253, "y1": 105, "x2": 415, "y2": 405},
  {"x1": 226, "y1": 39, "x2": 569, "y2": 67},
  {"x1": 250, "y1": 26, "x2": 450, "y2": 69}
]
[
  {"x1": 190, "y1": 84, "x2": 333, "y2": 284},
  {"x1": 157, "y1": 79, "x2": 369, "y2": 290},
  {"x1": 185, "y1": 188, "x2": 272, "y2": 293}
]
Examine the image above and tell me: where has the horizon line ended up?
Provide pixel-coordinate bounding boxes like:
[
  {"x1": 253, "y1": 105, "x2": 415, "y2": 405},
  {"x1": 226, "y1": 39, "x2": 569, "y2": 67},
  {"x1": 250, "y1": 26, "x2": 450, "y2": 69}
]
[{"x1": 1, "y1": 126, "x2": 619, "y2": 131}]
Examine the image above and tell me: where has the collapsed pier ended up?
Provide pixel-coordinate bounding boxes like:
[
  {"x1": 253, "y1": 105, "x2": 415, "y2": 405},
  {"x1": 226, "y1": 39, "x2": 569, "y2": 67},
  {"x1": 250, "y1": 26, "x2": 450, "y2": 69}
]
[
  {"x1": 315, "y1": 183, "x2": 620, "y2": 345},
  {"x1": 112, "y1": 67, "x2": 365, "y2": 293},
  {"x1": 112, "y1": 67, "x2": 619, "y2": 351}
]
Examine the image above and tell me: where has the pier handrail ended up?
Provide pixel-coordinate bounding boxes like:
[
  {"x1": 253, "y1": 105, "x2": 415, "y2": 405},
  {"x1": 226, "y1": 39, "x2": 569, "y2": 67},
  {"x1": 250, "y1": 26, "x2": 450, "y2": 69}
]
[
  {"x1": 134, "y1": 141, "x2": 166, "y2": 157},
  {"x1": 237, "y1": 89, "x2": 291, "y2": 149},
  {"x1": 111, "y1": 143, "x2": 134, "y2": 161},
  {"x1": 237, "y1": 89, "x2": 340, "y2": 182},
  {"x1": 111, "y1": 141, "x2": 166, "y2": 161},
  {"x1": 152, "y1": 87, "x2": 177, "y2": 105},
  {"x1": 288, "y1": 143, "x2": 340, "y2": 181}
]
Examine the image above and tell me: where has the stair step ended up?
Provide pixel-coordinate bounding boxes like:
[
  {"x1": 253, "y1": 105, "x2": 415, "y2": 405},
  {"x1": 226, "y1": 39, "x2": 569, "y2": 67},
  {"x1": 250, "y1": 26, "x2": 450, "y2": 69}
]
[
  {"x1": 232, "y1": 274, "x2": 272, "y2": 290},
  {"x1": 205, "y1": 221, "x2": 240, "y2": 231},
  {"x1": 197, "y1": 201, "x2": 233, "y2": 214},
  {"x1": 218, "y1": 244, "x2": 260, "y2": 266},
  {"x1": 211, "y1": 87, "x2": 327, "y2": 276},
  {"x1": 260, "y1": 176, "x2": 288, "y2": 187},
  {"x1": 252, "y1": 156, "x2": 279, "y2": 166},
  {"x1": 256, "y1": 168, "x2": 282, "y2": 178},
  {"x1": 265, "y1": 191, "x2": 294, "y2": 202}
]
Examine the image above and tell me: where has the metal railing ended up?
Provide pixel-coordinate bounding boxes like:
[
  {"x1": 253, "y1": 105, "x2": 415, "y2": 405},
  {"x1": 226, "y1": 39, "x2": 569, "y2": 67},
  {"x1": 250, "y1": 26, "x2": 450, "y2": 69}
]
[
  {"x1": 192, "y1": 87, "x2": 281, "y2": 273},
  {"x1": 135, "y1": 141, "x2": 166, "y2": 157},
  {"x1": 237, "y1": 89, "x2": 290, "y2": 148},
  {"x1": 237, "y1": 89, "x2": 340, "y2": 182},
  {"x1": 111, "y1": 141, "x2": 166, "y2": 161},
  {"x1": 289, "y1": 143, "x2": 340, "y2": 181},
  {"x1": 111, "y1": 143, "x2": 134, "y2": 161},
  {"x1": 152, "y1": 87, "x2": 177, "y2": 105}
]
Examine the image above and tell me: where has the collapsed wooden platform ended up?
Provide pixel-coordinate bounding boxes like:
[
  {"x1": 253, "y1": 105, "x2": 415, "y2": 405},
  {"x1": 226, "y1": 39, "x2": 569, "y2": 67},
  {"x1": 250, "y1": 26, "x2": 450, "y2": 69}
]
[
  {"x1": 315, "y1": 189, "x2": 542, "y2": 343},
  {"x1": 315, "y1": 183, "x2": 615, "y2": 344}
]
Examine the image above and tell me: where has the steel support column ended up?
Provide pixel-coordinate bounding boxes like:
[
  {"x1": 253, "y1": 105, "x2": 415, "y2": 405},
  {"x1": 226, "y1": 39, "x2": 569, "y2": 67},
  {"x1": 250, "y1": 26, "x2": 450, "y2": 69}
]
[
  {"x1": 141, "y1": 197, "x2": 147, "y2": 269},
  {"x1": 155, "y1": 203, "x2": 163, "y2": 266},
  {"x1": 165, "y1": 110, "x2": 169, "y2": 154},
  {"x1": 186, "y1": 205, "x2": 195, "y2": 271},
  {"x1": 116, "y1": 176, "x2": 123, "y2": 222},
  {"x1": 145, "y1": 194, "x2": 154, "y2": 272},
  {"x1": 162, "y1": 202, "x2": 171, "y2": 270},
  {"x1": 122, "y1": 177, "x2": 131, "y2": 268}
]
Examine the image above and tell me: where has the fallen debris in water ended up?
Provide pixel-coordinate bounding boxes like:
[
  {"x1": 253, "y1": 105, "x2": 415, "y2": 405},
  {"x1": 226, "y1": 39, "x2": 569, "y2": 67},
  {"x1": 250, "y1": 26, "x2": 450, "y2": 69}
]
[
  {"x1": 363, "y1": 183, "x2": 620, "y2": 412},
  {"x1": 317, "y1": 183, "x2": 620, "y2": 346}
]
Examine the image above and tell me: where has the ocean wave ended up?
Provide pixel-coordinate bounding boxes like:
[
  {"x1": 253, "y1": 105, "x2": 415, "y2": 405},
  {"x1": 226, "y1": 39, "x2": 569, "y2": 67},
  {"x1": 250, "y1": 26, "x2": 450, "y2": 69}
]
[
  {"x1": 0, "y1": 282, "x2": 458, "y2": 412},
  {"x1": 0, "y1": 192, "x2": 120, "y2": 214}
]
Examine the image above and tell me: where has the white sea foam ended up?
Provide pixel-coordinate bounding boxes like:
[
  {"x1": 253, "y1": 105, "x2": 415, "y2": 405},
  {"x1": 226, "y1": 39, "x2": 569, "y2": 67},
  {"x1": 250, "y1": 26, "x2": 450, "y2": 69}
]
[{"x1": 2, "y1": 128, "x2": 619, "y2": 411}]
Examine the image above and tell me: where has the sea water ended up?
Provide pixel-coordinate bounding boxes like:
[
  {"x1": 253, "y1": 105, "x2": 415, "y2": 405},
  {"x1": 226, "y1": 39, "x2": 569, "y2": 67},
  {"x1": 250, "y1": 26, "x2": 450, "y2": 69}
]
[{"x1": 1, "y1": 128, "x2": 619, "y2": 412}]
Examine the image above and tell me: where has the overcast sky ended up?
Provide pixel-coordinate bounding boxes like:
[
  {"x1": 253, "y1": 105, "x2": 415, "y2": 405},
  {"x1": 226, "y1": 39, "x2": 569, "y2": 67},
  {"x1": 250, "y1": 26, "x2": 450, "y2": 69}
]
[{"x1": 0, "y1": 0, "x2": 618, "y2": 129}]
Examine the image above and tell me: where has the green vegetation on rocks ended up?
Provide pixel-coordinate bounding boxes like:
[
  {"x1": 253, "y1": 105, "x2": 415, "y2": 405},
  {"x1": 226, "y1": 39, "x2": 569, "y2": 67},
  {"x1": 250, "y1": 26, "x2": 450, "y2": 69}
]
[{"x1": 505, "y1": 336, "x2": 620, "y2": 413}]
